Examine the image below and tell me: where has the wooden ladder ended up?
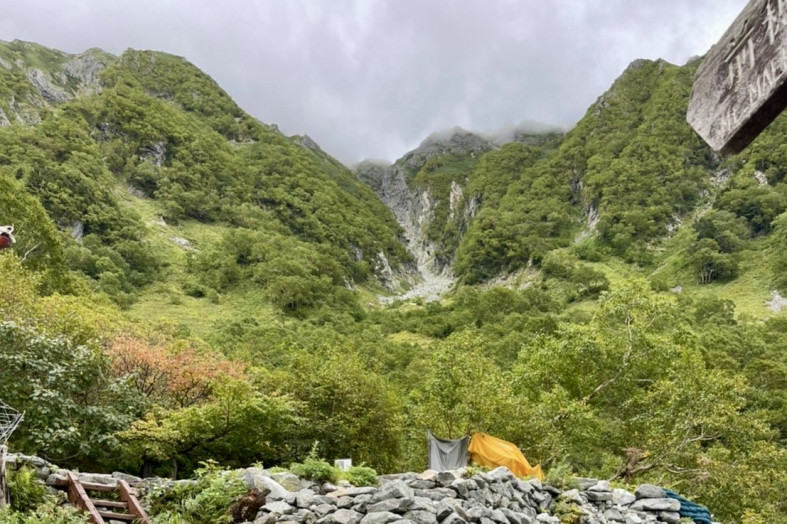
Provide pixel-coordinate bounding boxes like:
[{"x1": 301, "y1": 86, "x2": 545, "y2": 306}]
[{"x1": 62, "y1": 471, "x2": 151, "y2": 524}]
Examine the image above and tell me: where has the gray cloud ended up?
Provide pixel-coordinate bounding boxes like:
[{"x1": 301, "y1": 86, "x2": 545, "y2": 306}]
[{"x1": 1, "y1": 0, "x2": 747, "y2": 164}]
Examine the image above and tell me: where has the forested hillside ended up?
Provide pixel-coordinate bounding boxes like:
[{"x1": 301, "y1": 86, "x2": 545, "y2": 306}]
[{"x1": 1, "y1": 39, "x2": 787, "y2": 523}]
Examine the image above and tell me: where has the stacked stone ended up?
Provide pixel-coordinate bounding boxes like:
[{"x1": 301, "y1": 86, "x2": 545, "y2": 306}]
[
  {"x1": 245, "y1": 469, "x2": 710, "y2": 524},
  {"x1": 2, "y1": 453, "x2": 144, "y2": 491},
  {"x1": 3, "y1": 453, "x2": 713, "y2": 524}
]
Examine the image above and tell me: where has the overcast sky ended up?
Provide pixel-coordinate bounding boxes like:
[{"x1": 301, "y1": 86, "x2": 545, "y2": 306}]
[{"x1": 2, "y1": 0, "x2": 747, "y2": 165}]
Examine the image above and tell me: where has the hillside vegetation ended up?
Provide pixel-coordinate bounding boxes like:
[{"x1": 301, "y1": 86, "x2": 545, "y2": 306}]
[{"x1": 1, "y1": 40, "x2": 787, "y2": 523}]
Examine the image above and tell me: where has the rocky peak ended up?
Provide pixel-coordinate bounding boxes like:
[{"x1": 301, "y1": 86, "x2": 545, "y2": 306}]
[{"x1": 397, "y1": 127, "x2": 495, "y2": 173}]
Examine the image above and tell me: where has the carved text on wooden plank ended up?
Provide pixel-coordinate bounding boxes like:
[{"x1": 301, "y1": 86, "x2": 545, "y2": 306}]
[{"x1": 687, "y1": 0, "x2": 787, "y2": 154}]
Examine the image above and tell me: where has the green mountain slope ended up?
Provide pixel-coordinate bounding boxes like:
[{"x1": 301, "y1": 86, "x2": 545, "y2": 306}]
[
  {"x1": 0, "y1": 40, "x2": 410, "y2": 314},
  {"x1": 2, "y1": 40, "x2": 787, "y2": 524}
]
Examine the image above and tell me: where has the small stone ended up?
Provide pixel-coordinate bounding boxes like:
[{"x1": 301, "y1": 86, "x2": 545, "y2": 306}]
[
  {"x1": 623, "y1": 514, "x2": 643, "y2": 524},
  {"x1": 299, "y1": 510, "x2": 318, "y2": 524},
  {"x1": 362, "y1": 512, "x2": 405, "y2": 524},
  {"x1": 558, "y1": 489, "x2": 583, "y2": 505},
  {"x1": 272, "y1": 472, "x2": 308, "y2": 492},
  {"x1": 634, "y1": 485, "x2": 666, "y2": 500},
  {"x1": 569, "y1": 477, "x2": 599, "y2": 490},
  {"x1": 437, "y1": 471, "x2": 457, "y2": 487},
  {"x1": 418, "y1": 470, "x2": 439, "y2": 481},
  {"x1": 372, "y1": 481, "x2": 414, "y2": 502},
  {"x1": 264, "y1": 501, "x2": 295, "y2": 515},
  {"x1": 409, "y1": 480, "x2": 437, "y2": 490},
  {"x1": 488, "y1": 467, "x2": 515, "y2": 482},
  {"x1": 337, "y1": 497, "x2": 354, "y2": 509},
  {"x1": 588, "y1": 481, "x2": 611, "y2": 493},
  {"x1": 405, "y1": 510, "x2": 438, "y2": 524},
  {"x1": 440, "y1": 512, "x2": 467, "y2": 524},
  {"x1": 112, "y1": 471, "x2": 142, "y2": 485},
  {"x1": 535, "y1": 514, "x2": 559, "y2": 524},
  {"x1": 314, "y1": 504, "x2": 338, "y2": 517},
  {"x1": 330, "y1": 487, "x2": 378, "y2": 498},
  {"x1": 488, "y1": 509, "x2": 509, "y2": 524},
  {"x1": 658, "y1": 512, "x2": 680, "y2": 524},
  {"x1": 247, "y1": 472, "x2": 289, "y2": 500},
  {"x1": 499, "y1": 508, "x2": 523, "y2": 524},
  {"x1": 323, "y1": 483, "x2": 341, "y2": 493},
  {"x1": 256, "y1": 514, "x2": 280, "y2": 524},
  {"x1": 367, "y1": 498, "x2": 417, "y2": 514},
  {"x1": 603, "y1": 508, "x2": 624, "y2": 522},
  {"x1": 629, "y1": 499, "x2": 680, "y2": 512},
  {"x1": 450, "y1": 480, "x2": 469, "y2": 498},
  {"x1": 297, "y1": 490, "x2": 317, "y2": 508},
  {"x1": 331, "y1": 509, "x2": 365, "y2": 524},
  {"x1": 466, "y1": 506, "x2": 485, "y2": 521},
  {"x1": 586, "y1": 490, "x2": 613, "y2": 502},
  {"x1": 612, "y1": 489, "x2": 636, "y2": 507}
]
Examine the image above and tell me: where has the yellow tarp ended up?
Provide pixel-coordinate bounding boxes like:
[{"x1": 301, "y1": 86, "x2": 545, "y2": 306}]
[{"x1": 468, "y1": 432, "x2": 544, "y2": 481}]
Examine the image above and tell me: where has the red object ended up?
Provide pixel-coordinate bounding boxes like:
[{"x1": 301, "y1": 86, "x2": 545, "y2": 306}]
[{"x1": 0, "y1": 235, "x2": 10, "y2": 249}]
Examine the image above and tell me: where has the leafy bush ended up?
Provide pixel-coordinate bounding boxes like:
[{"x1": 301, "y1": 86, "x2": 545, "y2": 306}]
[
  {"x1": 146, "y1": 461, "x2": 247, "y2": 524},
  {"x1": 344, "y1": 465, "x2": 378, "y2": 487},
  {"x1": 289, "y1": 443, "x2": 340, "y2": 484},
  {"x1": 6, "y1": 466, "x2": 48, "y2": 513},
  {"x1": 0, "y1": 500, "x2": 87, "y2": 524}
]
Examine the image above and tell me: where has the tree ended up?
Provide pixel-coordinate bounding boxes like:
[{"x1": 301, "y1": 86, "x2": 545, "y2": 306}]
[{"x1": 117, "y1": 379, "x2": 296, "y2": 477}]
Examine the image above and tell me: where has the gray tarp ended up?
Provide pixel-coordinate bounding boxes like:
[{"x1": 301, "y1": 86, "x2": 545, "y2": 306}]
[{"x1": 428, "y1": 430, "x2": 469, "y2": 471}]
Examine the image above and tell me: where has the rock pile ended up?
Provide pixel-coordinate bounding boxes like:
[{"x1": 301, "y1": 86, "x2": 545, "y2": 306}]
[
  {"x1": 245, "y1": 468, "x2": 713, "y2": 524},
  {"x1": 2, "y1": 453, "x2": 714, "y2": 524}
]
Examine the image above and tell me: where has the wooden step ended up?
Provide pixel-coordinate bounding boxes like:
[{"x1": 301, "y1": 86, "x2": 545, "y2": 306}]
[
  {"x1": 81, "y1": 481, "x2": 117, "y2": 492},
  {"x1": 92, "y1": 499, "x2": 128, "y2": 509},
  {"x1": 97, "y1": 509, "x2": 136, "y2": 521}
]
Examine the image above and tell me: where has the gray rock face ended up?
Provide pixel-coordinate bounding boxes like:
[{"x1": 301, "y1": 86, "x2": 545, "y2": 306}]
[
  {"x1": 62, "y1": 49, "x2": 109, "y2": 95},
  {"x1": 26, "y1": 68, "x2": 71, "y2": 103},
  {"x1": 353, "y1": 127, "x2": 494, "y2": 302}
]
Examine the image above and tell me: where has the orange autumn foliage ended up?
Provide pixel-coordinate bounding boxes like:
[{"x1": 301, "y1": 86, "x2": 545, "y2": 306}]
[{"x1": 107, "y1": 335, "x2": 246, "y2": 407}]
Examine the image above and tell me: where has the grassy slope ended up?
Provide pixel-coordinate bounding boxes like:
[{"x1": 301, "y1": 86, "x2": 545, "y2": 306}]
[{"x1": 116, "y1": 187, "x2": 280, "y2": 337}]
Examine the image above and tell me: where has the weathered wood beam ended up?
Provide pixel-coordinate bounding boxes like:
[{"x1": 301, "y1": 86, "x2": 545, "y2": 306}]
[{"x1": 687, "y1": 0, "x2": 787, "y2": 154}]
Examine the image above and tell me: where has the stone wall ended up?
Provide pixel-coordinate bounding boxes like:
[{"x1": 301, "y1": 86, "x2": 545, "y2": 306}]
[{"x1": 1, "y1": 454, "x2": 714, "y2": 524}]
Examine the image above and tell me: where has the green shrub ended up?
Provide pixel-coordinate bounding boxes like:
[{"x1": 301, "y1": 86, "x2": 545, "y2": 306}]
[
  {"x1": 0, "y1": 501, "x2": 88, "y2": 524},
  {"x1": 146, "y1": 461, "x2": 247, "y2": 524},
  {"x1": 7, "y1": 466, "x2": 48, "y2": 513},
  {"x1": 289, "y1": 443, "x2": 340, "y2": 484},
  {"x1": 344, "y1": 465, "x2": 377, "y2": 487}
]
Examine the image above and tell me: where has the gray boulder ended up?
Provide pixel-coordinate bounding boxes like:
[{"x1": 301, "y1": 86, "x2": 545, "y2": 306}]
[
  {"x1": 405, "y1": 510, "x2": 438, "y2": 524},
  {"x1": 634, "y1": 485, "x2": 665, "y2": 500},
  {"x1": 367, "y1": 498, "x2": 417, "y2": 514},
  {"x1": 372, "y1": 481, "x2": 414, "y2": 503},
  {"x1": 658, "y1": 511, "x2": 680, "y2": 524},
  {"x1": 314, "y1": 504, "x2": 338, "y2": 517},
  {"x1": 264, "y1": 501, "x2": 295, "y2": 515},
  {"x1": 557, "y1": 489, "x2": 583, "y2": 505},
  {"x1": 612, "y1": 489, "x2": 636, "y2": 507},
  {"x1": 629, "y1": 498, "x2": 680, "y2": 512},
  {"x1": 361, "y1": 512, "x2": 403, "y2": 524},
  {"x1": 322, "y1": 509, "x2": 364, "y2": 524},
  {"x1": 246, "y1": 471, "x2": 289, "y2": 500},
  {"x1": 440, "y1": 512, "x2": 467, "y2": 524}
]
